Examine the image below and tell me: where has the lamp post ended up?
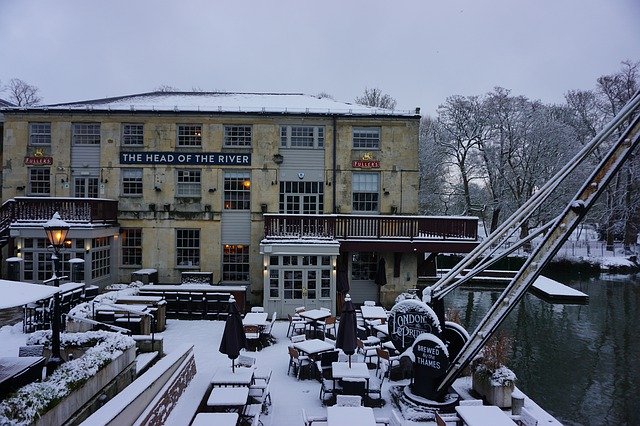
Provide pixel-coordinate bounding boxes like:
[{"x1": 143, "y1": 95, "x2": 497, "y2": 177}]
[{"x1": 43, "y1": 212, "x2": 70, "y2": 372}]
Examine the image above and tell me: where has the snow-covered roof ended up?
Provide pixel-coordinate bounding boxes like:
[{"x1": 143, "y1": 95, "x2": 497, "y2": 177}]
[
  {"x1": 6, "y1": 91, "x2": 419, "y2": 117},
  {"x1": 0, "y1": 98, "x2": 16, "y2": 108}
]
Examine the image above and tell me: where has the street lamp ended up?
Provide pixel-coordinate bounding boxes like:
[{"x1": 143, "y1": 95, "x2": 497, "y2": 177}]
[{"x1": 43, "y1": 212, "x2": 70, "y2": 372}]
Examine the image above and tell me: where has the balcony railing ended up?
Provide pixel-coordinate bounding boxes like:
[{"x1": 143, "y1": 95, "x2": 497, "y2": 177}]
[
  {"x1": 0, "y1": 197, "x2": 119, "y2": 240},
  {"x1": 263, "y1": 214, "x2": 478, "y2": 241}
]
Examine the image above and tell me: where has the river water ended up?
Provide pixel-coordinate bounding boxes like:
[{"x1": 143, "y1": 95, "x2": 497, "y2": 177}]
[{"x1": 447, "y1": 273, "x2": 640, "y2": 426}]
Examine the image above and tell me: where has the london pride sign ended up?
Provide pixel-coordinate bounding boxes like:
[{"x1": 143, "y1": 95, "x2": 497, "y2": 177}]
[{"x1": 120, "y1": 151, "x2": 251, "y2": 166}]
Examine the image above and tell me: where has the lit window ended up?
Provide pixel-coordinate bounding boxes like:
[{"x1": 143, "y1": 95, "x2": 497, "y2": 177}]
[
  {"x1": 177, "y1": 124, "x2": 202, "y2": 147},
  {"x1": 223, "y1": 244, "x2": 250, "y2": 282},
  {"x1": 224, "y1": 172, "x2": 251, "y2": 210}
]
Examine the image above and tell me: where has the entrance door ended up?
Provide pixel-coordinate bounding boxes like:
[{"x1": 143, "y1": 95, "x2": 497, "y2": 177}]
[
  {"x1": 350, "y1": 252, "x2": 379, "y2": 304},
  {"x1": 282, "y1": 269, "x2": 321, "y2": 314}
]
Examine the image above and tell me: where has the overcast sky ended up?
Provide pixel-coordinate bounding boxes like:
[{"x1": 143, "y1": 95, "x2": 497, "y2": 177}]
[{"x1": 1, "y1": 0, "x2": 639, "y2": 115}]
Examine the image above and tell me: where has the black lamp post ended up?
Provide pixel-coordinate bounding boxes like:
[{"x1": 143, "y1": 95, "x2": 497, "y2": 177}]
[{"x1": 43, "y1": 212, "x2": 70, "y2": 372}]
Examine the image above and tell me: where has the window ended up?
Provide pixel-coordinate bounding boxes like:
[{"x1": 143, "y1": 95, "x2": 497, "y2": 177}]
[
  {"x1": 29, "y1": 168, "x2": 50, "y2": 195},
  {"x1": 177, "y1": 124, "x2": 202, "y2": 147},
  {"x1": 280, "y1": 125, "x2": 324, "y2": 148},
  {"x1": 352, "y1": 173, "x2": 379, "y2": 212},
  {"x1": 224, "y1": 125, "x2": 252, "y2": 147},
  {"x1": 91, "y1": 237, "x2": 111, "y2": 279},
  {"x1": 122, "y1": 169, "x2": 143, "y2": 196},
  {"x1": 74, "y1": 177, "x2": 99, "y2": 198},
  {"x1": 223, "y1": 244, "x2": 250, "y2": 282},
  {"x1": 122, "y1": 123, "x2": 144, "y2": 146},
  {"x1": 29, "y1": 123, "x2": 51, "y2": 145},
  {"x1": 352, "y1": 252, "x2": 378, "y2": 280},
  {"x1": 279, "y1": 181, "x2": 324, "y2": 214},
  {"x1": 176, "y1": 229, "x2": 200, "y2": 267},
  {"x1": 176, "y1": 169, "x2": 201, "y2": 197},
  {"x1": 224, "y1": 172, "x2": 251, "y2": 210},
  {"x1": 121, "y1": 228, "x2": 142, "y2": 266},
  {"x1": 353, "y1": 127, "x2": 380, "y2": 149},
  {"x1": 72, "y1": 123, "x2": 101, "y2": 145}
]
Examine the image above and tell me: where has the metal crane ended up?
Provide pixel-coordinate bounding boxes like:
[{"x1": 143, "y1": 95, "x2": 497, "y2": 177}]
[{"x1": 423, "y1": 91, "x2": 640, "y2": 395}]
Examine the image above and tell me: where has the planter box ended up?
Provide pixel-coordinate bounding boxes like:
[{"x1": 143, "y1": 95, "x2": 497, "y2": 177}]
[
  {"x1": 472, "y1": 370, "x2": 514, "y2": 408},
  {"x1": 35, "y1": 345, "x2": 136, "y2": 426}
]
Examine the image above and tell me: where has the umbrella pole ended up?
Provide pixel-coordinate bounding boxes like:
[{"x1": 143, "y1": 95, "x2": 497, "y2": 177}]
[
  {"x1": 349, "y1": 354, "x2": 351, "y2": 368},
  {"x1": 232, "y1": 358, "x2": 235, "y2": 373}
]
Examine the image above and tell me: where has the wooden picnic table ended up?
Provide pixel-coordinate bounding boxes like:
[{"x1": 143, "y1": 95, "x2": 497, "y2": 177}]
[
  {"x1": 115, "y1": 296, "x2": 167, "y2": 331},
  {"x1": 455, "y1": 405, "x2": 517, "y2": 426}
]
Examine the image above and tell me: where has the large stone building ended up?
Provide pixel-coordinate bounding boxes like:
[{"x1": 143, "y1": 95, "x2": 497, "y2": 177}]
[{"x1": 0, "y1": 92, "x2": 477, "y2": 316}]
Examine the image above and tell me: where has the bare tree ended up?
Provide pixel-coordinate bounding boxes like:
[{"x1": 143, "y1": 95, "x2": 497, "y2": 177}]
[
  {"x1": 3, "y1": 78, "x2": 41, "y2": 106},
  {"x1": 316, "y1": 92, "x2": 334, "y2": 99},
  {"x1": 355, "y1": 87, "x2": 397, "y2": 110}
]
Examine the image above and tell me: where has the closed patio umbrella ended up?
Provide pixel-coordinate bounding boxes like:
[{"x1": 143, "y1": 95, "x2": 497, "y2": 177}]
[
  {"x1": 374, "y1": 257, "x2": 387, "y2": 287},
  {"x1": 219, "y1": 295, "x2": 246, "y2": 372},
  {"x1": 335, "y1": 294, "x2": 358, "y2": 367}
]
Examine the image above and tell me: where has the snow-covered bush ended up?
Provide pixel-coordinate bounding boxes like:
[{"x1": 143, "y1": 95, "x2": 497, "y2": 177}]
[
  {"x1": 471, "y1": 331, "x2": 517, "y2": 386},
  {"x1": 0, "y1": 331, "x2": 135, "y2": 425}
]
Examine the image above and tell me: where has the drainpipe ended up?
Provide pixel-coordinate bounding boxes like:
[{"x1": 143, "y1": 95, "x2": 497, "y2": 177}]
[{"x1": 332, "y1": 115, "x2": 337, "y2": 214}]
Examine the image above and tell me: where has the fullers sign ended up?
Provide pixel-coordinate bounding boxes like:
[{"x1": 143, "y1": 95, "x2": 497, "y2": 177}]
[
  {"x1": 389, "y1": 299, "x2": 442, "y2": 353},
  {"x1": 120, "y1": 151, "x2": 251, "y2": 165}
]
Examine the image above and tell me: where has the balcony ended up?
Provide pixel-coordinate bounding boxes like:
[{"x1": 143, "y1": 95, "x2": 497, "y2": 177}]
[
  {"x1": 263, "y1": 214, "x2": 479, "y2": 253},
  {"x1": 0, "y1": 197, "x2": 119, "y2": 240}
]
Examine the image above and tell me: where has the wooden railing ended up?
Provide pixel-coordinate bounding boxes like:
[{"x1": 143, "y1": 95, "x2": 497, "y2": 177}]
[
  {"x1": 0, "y1": 197, "x2": 119, "y2": 240},
  {"x1": 263, "y1": 214, "x2": 478, "y2": 241}
]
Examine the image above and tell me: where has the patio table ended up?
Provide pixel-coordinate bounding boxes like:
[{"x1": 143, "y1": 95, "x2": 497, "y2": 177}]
[
  {"x1": 211, "y1": 366, "x2": 255, "y2": 387},
  {"x1": 206, "y1": 386, "x2": 249, "y2": 412},
  {"x1": 293, "y1": 338, "x2": 335, "y2": 358},
  {"x1": 191, "y1": 412, "x2": 238, "y2": 426},
  {"x1": 455, "y1": 405, "x2": 517, "y2": 426},
  {"x1": 327, "y1": 406, "x2": 376, "y2": 426},
  {"x1": 243, "y1": 312, "x2": 269, "y2": 328},
  {"x1": 331, "y1": 361, "x2": 370, "y2": 391},
  {"x1": 298, "y1": 309, "x2": 331, "y2": 339},
  {"x1": 360, "y1": 306, "x2": 387, "y2": 320}
]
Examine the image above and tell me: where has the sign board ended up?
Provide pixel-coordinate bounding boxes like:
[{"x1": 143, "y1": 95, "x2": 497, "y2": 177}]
[
  {"x1": 120, "y1": 151, "x2": 251, "y2": 166},
  {"x1": 388, "y1": 299, "x2": 441, "y2": 353},
  {"x1": 410, "y1": 333, "x2": 449, "y2": 400},
  {"x1": 24, "y1": 156, "x2": 53, "y2": 166}
]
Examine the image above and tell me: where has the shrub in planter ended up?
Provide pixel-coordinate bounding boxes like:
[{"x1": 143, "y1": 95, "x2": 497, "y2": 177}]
[
  {"x1": 0, "y1": 331, "x2": 135, "y2": 425},
  {"x1": 470, "y1": 331, "x2": 517, "y2": 408}
]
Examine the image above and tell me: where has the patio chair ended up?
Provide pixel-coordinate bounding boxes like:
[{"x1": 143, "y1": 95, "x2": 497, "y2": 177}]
[
  {"x1": 376, "y1": 347, "x2": 401, "y2": 377},
  {"x1": 363, "y1": 300, "x2": 376, "y2": 306},
  {"x1": 253, "y1": 368, "x2": 273, "y2": 386},
  {"x1": 251, "y1": 306, "x2": 265, "y2": 313},
  {"x1": 240, "y1": 403, "x2": 263, "y2": 426},
  {"x1": 301, "y1": 408, "x2": 328, "y2": 426},
  {"x1": 287, "y1": 313, "x2": 307, "y2": 337},
  {"x1": 434, "y1": 411, "x2": 462, "y2": 426},
  {"x1": 319, "y1": 377, "x2": 336, "y2": 403},
  {"x1": 244, "y1": 325, "x2": 262, "y2": 351},
  {"x1": 261, "y1": 312, "x2": 277, "y2": 345},
  {"x1": 249, "y1": 379, "x2": 272, "y2": 413},
  {"x1": 336, "y1": 395, "x2": 362, "y2": 406},
  {"x1": 290, "y1": 334, "x2": 306, "y2": 343},
  {"x1": 237, "y1": 354, "x2": 256, "y2": 367},
  {"x1": 315, "y1": 350, "x2": 339, "y2": 380},
  {"x1": 341, "y1": 377, "x2": 367, "y2": 398},
  {"x1": 318, "y1": 315, "x2": 337, "y2": 339},
  {"x1": 287, "y1": 346, "x2": 311, "y2": 379},
  {"x1": 356, "y1": 338, "x2": 379, "y2": 365},
  {"x1": 366, "y1": 364, "x2": 387, "y2": 405}
]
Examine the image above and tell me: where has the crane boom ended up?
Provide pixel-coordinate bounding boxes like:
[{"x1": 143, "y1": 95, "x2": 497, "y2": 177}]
[{"x1": 434, "y1": 92, "x2": 640, "y2": 394}]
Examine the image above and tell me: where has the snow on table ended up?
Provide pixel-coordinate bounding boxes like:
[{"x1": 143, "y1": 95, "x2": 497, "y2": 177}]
[
  {"x1": 327, "y1": 406, "x2": 376, "y2": 426},
  {"x1": 455, "y1": 405, "x2": 517, "y2": 426}
]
